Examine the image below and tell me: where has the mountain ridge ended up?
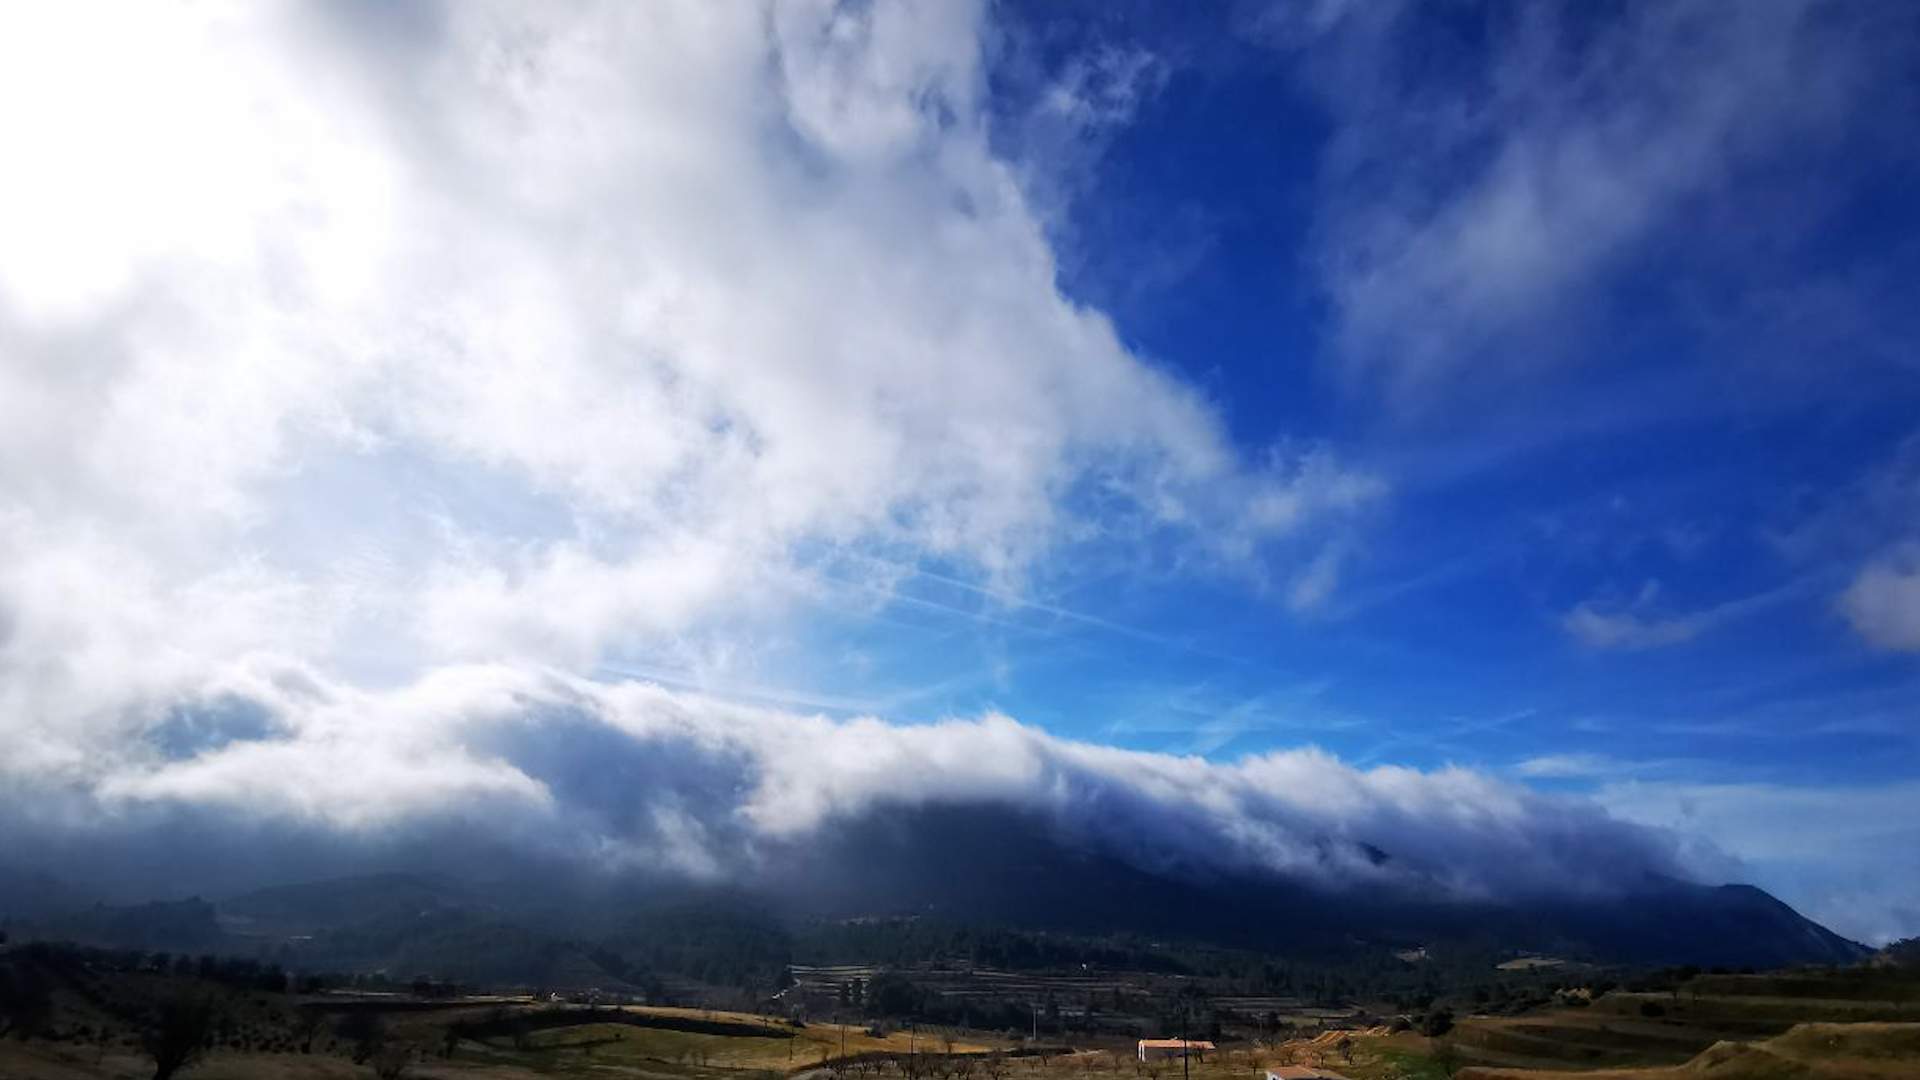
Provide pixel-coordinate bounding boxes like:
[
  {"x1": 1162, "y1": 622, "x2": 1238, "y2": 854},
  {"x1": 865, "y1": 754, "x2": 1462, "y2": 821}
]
[{"x1": 2, "y1": 803, "x2": 1867, "y2": 980}]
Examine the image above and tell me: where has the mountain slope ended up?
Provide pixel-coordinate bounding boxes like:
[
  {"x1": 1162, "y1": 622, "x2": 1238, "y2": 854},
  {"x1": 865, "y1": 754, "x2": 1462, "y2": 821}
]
[
  {"x1": 4, "y1": 802, "x2": 1866, "y2": 978},
  {"x1": 758, "y1": 802, "x2": 1868, "y2": 968}
]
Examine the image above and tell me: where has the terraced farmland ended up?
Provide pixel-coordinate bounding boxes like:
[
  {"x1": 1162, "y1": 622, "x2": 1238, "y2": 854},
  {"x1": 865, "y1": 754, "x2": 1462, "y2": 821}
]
[{"x1": 1439, "y1": 968, "x2": 1920, "y2": 1077}]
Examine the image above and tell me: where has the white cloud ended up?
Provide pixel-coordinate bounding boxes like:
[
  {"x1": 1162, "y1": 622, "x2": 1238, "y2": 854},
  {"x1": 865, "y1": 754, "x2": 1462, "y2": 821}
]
[
  {"x1": 3, "y1": 661, "x2": 1696, "y2": 901},
  {"x1": 1561, "y1": 579, "x2": 1800, "y2": 651},
  {"x1": 1561, "y1": 605, "x2": 1707, "y2": 651},
  {"x1": 0, "y1": 4, "x2": 1852, "y2": 924},
  {"x1": 0, "y1": 3, "x2": 1379, "y2": 751},
  {"x1": 1840, "y1": 545, "x2": 1920, "y2": 651},
  {"x1": 1771, "y1": 438, "x2": 1920, "y2": 651},
  {"x1": 1037, "y1": 43, "x2": 1168, "y2": 130},
  {"x1": 1287, "y1": 543, "x2": 1345, "y2": 612},
  {"x1": 1513, "y1": 753, "x2": 1622, "y2": 780},
  {"x1": 992, "y1": 27, "x2": 1170, "y2": 225},
  {"x1": 1285, "y1": 0, "x2": 1892, "y2": 399}
]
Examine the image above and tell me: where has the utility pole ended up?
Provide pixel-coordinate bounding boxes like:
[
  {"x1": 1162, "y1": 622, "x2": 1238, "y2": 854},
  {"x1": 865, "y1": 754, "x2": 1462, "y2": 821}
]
[
  {"x1": 1181, "y1": 1003, "x2": 1190, "y2": 1080},
  {"x1": 1031, "y1": 1001, "x2": 1038, "y2": 1042}
]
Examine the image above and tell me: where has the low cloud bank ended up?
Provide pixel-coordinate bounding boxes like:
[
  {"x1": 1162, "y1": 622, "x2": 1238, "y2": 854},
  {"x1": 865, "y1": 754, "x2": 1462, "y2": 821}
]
[{"x1": 1, "y1": 660, "x2": 1705, "y2": 904}]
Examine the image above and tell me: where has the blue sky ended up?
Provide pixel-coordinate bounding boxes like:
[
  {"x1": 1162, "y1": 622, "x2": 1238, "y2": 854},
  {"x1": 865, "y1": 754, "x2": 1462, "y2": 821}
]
[{"x1": 1, "y1": 1, "x2": 1916, "y2": 943}]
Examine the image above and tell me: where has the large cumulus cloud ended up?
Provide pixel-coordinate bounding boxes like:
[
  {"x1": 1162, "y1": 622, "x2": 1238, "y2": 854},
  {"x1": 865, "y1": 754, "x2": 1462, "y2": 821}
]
[{"x1": 0, "y1": 1, "x2": 1376, "y2": 759}]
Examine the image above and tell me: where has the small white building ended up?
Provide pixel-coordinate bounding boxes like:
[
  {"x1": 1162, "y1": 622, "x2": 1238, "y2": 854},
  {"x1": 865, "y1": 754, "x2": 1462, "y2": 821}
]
[{"x1": 1137, "y1": 1039, "x2": 1214, "y2": 1062}]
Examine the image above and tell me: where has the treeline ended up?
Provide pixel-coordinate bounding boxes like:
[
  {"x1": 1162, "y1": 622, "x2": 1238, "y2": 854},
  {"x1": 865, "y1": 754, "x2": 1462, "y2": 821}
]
[
  {"x1": 0, "y1": 936, "x2": 482, "y2": 1076},
  {"x1": 0, "y1": 937, "x2": 459, "y2": 1003},
  {"x1": 5, "y1": 939, "x2": 300, "y2": 993},
  {"x1": 7, "y1": 902, "x2": 1715, "y2": 1028},
  {"x1": 2, "y1": 937, "x2": 310, "y2": 1073},
  {"x1": 795, "y1": 919, "x2": 1187, "y2": 974},
  {"x1": 604, "y1": 901, "x2": 795, "y2": 988}
]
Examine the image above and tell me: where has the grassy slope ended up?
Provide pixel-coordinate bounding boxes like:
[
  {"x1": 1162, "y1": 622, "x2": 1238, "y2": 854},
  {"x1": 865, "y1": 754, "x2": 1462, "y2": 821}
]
[
  {"x1": 0, "y1": 1003, "x2": 996, "y2": 1080},
  {"x1": 1415, "y1": 967, "x2": 1920, "y2": 1080},
  {"x1": 1456, "y1": 1022, "x2": 1920, "y2": 1080},
  {"x1": 461, "y1": 1007, "x2": 998, "y2": 1074}
]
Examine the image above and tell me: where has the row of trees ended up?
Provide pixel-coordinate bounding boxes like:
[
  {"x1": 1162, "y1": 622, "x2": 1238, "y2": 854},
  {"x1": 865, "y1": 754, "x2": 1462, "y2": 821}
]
[
  {"x1": 0, "y1": 962, "x2": 221, "y2": 1080},
  {"x1": 0, "y1": 937, "x2": 462, "y2": 1080},
  {"x1": 133, "y1": 998, "x2": 440, "y2": 1080},
  {"x1": 829, "y1": 1047, "x2": 1016, "y2": 1080}
]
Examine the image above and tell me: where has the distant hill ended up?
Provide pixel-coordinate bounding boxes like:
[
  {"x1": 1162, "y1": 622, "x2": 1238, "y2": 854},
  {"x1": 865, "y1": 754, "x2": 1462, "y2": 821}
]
[
  {"x1": 0, "y1": 865, "x2": 88, "y2": 921},
  {"x1": 1878, "y1": 937, "x2": 1920, "y2": 969},
  {"x1": 19, "y1": 896, "x2": 231, "y2": 954},
  {"x1": 219, "y1": 871, "x2": 476, "y2": 935}
]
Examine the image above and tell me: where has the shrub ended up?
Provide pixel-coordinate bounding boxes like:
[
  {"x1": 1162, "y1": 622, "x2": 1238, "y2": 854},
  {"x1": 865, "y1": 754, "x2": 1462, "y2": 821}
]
[
  {"x1": 1419, "y1": 1009, "x2": 1454, "y2": 1037},
  {"x1": 139, "y1": 994, "x2": 219, "y2": 1080}
]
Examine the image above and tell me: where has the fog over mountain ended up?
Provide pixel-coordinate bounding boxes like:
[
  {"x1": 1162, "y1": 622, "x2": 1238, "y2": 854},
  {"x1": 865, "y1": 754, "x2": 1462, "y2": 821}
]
[{"x1": 5, "y1": 663, "x2": 1720, "y2": 907}]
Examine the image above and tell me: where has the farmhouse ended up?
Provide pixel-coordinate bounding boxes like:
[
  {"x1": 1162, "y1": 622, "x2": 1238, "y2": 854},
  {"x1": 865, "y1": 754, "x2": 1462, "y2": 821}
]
[{"x1": 1137, "y1": 1039, "x2": 1214, "y2": 1062}]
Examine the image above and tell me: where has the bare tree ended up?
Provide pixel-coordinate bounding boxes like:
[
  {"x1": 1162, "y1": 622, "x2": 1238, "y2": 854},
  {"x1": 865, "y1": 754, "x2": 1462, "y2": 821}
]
[
  {"x1": 291, "y1": 1008, "x2": 326, "y2": 1054},
  {"x1": 334, "y1": 1011, "x2": 388, "y2": 1065},
  {"x1": 370, "y1": 1040, "x2": 414, "y2": 1079},
  {"x1": 139, "y1": 993, "x2": 218, "y2": 1080},
  {"x1": 0, "y1": 966, "x2": 53, "y2": 1041}
]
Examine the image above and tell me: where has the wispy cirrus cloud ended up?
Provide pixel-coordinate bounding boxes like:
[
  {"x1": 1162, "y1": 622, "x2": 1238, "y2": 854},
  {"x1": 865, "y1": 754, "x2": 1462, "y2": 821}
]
[
  {"x1": 1264, "y1": 0, "x2": 1911, "y2": 400},
  {"x1": 1512, "y1": 753, "x2": 1628, "y2": 780},
  {"x1": 1562, "y1": 579, "x2": 1806, "y2": 651},
  {"x1": 1561, "y1": 604, "x2": 1711, "y2": 651}
]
